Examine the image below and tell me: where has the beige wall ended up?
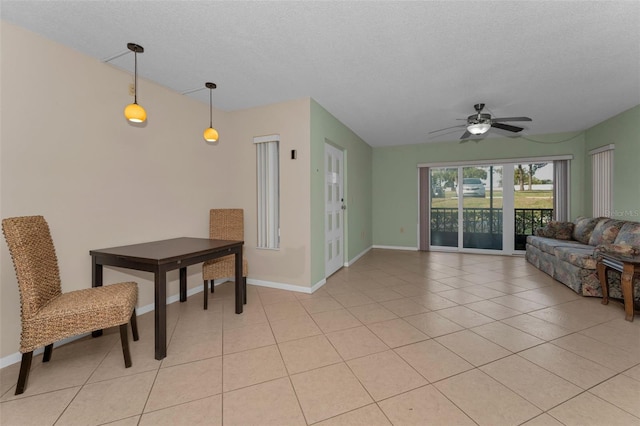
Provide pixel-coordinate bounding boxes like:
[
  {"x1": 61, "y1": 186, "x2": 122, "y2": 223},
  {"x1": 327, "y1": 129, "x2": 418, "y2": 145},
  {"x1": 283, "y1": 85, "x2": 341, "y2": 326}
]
[
  {"x1": 228, "y1": 100, "x2": 312, "y2": 289},
  {"x1": 0, "y1": 22, "x2": 313, "y2": 360}
]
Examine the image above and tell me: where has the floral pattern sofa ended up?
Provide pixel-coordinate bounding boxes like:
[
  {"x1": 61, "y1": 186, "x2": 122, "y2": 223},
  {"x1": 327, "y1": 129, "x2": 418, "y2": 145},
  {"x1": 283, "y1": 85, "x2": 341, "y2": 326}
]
[{"x1": 525, "y1": 216, "x2": 640, "y2": 304}]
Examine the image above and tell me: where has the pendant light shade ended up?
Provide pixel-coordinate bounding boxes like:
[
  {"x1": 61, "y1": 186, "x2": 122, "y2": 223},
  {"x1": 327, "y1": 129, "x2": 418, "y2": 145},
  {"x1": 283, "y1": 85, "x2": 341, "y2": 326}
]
[
  {"x1": 204, "y1": 127, "x2": 219, "y2": 142},
  {"x1": 124, "y1": 103, "x2": 146, "y2": 123},
  {"x1": 204, "y1": 82, "x2": 219, "y2": 142},
  {"x1": 124, "y1": 43, "x2": 146, "y2": 123}
]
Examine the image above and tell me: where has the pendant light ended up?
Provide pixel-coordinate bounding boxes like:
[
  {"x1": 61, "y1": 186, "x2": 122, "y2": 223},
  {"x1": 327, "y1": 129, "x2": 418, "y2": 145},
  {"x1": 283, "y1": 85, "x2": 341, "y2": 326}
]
[
  {"x1": 203, "y1": 82, "x2": 219, "y2": 142},
  {"x1": 124, "y1": 43, "x2": 146, "y2": 123}
]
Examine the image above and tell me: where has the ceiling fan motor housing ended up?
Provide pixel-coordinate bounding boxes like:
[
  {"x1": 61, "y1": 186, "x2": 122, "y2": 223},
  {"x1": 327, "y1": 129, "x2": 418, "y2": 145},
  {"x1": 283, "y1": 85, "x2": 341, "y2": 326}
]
[{"x1": 467, "y1": 113, "x2": 491, "y2": 125}]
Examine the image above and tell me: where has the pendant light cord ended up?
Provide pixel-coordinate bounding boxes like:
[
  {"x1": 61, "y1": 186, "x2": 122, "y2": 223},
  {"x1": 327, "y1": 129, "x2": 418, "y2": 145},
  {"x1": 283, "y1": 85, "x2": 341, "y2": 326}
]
[
  {"x1": 134, "y1": 51, "x2": 138, "y2": 104},
  {"x1": 209, "y1": 88, "x2": 213, "y2": 128}
]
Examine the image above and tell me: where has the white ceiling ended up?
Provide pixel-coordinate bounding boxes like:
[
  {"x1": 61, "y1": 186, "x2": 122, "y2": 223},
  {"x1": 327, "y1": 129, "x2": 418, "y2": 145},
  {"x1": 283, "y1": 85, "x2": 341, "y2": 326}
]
[{"x1": 2, "y1": 1, "x2": 639, "y2": 147}]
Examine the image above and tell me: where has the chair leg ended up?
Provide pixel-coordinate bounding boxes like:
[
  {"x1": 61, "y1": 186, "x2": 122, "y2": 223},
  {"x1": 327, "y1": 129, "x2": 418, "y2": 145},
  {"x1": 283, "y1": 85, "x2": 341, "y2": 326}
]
[
  {"x1": 210, "y1": 280, "x2": 215, "y2": 293},
  {"x1": 243, "y1": 277, "x2": 247, "y2": 304},
  {"x1": 203, "y1": 280, "x2": 208, "y2": 310},
  {"x1": 43, "y1": 344, "x2": 53, "y2": 362},
  {"x1": 15, "y1": 352, "x2": 33, "y2": 395},
  {"x1": 119, "y1": 324, "x2": 132, "y2": 368},
  {"x1": 130, "y1": 310, "x2": 139, "y2": 342}
]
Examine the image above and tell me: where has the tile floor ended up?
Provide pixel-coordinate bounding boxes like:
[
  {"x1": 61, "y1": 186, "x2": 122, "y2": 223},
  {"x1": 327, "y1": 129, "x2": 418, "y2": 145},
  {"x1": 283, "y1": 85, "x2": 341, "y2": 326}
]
[{"x1": 1, "y1": 250, "x2": 639, "y2": 425}]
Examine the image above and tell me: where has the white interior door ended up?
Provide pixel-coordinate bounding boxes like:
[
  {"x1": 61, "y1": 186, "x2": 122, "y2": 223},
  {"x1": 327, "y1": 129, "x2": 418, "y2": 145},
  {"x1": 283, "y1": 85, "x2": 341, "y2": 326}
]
[{"x1": 325, "y1": 143, "x2": 344, "y2": 277}]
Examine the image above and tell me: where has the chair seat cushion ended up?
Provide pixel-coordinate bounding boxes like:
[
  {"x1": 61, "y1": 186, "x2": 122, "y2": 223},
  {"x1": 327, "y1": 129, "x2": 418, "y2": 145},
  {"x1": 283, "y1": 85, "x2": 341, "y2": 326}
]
[
  {"x1": 20, "y1": 282, "x2": 137, "y2": 353},
  {"x1": 203, "y1": 255, "x2": 248, "y2": 279}
]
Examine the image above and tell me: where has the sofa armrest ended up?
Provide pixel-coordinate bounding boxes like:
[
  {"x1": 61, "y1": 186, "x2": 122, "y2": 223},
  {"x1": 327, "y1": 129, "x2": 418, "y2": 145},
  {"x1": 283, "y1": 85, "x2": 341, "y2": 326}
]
[{"x1": 594, "y1": 243, "x2": 640, "y2": 258}]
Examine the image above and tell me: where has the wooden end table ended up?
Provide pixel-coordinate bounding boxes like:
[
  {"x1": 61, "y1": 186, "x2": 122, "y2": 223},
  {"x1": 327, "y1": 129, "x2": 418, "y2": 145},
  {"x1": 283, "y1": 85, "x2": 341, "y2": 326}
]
[{"x1": 597, "y1": 252, "x2": 640, "y2": 322}]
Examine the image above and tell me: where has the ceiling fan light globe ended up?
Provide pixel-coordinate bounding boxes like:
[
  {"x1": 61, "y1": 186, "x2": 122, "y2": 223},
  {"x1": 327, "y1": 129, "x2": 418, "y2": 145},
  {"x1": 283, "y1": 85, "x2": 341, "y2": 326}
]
[{"x1": 467, "y1": 122, "x2": 491, "y2": 135}]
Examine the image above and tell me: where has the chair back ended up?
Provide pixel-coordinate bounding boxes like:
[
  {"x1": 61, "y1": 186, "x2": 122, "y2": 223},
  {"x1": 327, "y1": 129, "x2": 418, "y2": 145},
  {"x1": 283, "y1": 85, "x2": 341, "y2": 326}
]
[
  {"x1": 209, "y1": 209, "x2": 244, "y2": 241},
  {"x1": 2, "y1": 216, "x2": 63, "y2": 321}
]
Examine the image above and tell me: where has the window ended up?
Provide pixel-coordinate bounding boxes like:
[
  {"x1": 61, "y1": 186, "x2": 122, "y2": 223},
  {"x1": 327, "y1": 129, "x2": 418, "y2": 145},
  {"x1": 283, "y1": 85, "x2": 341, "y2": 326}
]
[
  {"x1": 420, "y1": 155, "x2": 571, "y2": 253},
  {"x1": 254, "y1": 134, "x2": 280, "y2": 249},
  {"x1": 590, "y1": 144, "x2": 614, "y2": 217}
]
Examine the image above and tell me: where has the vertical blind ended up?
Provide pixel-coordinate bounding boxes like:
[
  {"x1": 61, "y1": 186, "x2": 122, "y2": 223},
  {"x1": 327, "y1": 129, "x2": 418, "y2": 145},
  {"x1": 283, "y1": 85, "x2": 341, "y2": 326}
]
[
  {"x1": 254, "y1": 135, "x2": 280, "y2": 249},
  {"x1": 419, "y1": 167, "x2": 430, "y2": 251},
  {"x1": 553, "y1": 160, "x2": 570, "y2": 221},
  {"x1": 590, "y1": 145, "x2": 614, "y2": 218}
]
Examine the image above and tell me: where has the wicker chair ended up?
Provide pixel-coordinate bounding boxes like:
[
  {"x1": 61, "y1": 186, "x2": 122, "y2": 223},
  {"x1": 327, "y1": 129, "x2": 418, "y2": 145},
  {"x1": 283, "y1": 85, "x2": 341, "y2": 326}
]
[
  {"x1": 202, "y1": 209, "x2": 248, "y2": 309},
  {"x1": 2, "y1": 215, "x2": 139, "y2": 395}
]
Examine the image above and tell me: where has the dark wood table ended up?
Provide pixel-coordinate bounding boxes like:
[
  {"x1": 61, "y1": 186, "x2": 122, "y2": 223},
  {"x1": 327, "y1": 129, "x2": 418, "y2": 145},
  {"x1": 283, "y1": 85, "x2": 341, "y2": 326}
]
[
  {"x1": 597, "y1": 252, "x2": 640, "y2": 322},
  {"x1": 90, "y1": 237, "x2": 244, "y2": 359}
]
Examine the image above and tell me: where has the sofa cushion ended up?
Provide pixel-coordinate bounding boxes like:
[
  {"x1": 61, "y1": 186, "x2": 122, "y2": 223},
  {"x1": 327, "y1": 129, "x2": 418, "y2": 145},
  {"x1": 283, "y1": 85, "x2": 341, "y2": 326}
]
[
  {"x1": 588, "y1": 219, "x2": 625, "y2": 246},
  {"x1": 553, "y1": 246, "x2": 597, "y2": 270},
  {"x1": 613, "y1": 221, "x2": 640, "y2": 247},
  {"x1": 535, "y1": 221, "x2": 575, "y2": 240},
  {"x1": 526, "y1": 235, "x2": 589, "y2": 255},
  {"x1": 572, "y1": 217, "x2": 602, "y2": 244}
]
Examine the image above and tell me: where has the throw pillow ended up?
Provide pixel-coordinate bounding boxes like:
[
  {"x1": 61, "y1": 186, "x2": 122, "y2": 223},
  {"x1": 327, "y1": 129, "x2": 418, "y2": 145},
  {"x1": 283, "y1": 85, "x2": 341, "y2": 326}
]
[
  {"x1": 588, "y1": 219, "x2": 625, "y2": 246},
  {"x1": 572, "y1": 217, "x2": 601, "y2": 244},
  {"x1": 535, "y1": 221, "x2": 574, "y2": 240}
]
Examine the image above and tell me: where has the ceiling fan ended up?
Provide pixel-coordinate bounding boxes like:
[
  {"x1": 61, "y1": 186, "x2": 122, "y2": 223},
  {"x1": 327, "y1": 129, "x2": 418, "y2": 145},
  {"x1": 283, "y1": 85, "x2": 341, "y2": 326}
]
[{"x1": 430, "y1": 103, "x2": 532, "y2": 140}]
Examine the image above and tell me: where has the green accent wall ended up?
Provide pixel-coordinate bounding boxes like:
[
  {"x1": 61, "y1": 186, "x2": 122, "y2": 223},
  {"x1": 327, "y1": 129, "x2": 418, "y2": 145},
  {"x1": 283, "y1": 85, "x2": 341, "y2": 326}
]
[
  {"x1": 584, "y1": 105, "x2": 640, "y2": 221},
  {"x1": 310, "y1": 99, "x2": 373, "y2": 285},
  {"x1": 372, "y1": 132, "x2": 586, "y2": 248}
]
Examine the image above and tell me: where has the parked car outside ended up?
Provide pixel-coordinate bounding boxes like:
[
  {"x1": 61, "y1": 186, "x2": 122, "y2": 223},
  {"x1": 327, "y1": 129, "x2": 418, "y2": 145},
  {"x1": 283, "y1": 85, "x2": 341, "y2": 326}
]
[
  {"x1": 431, "y1": 185, "x2": 444, "y2": 198},
  {"x1": 461, "y1": 178, "x2": 486, "y2": 197}
]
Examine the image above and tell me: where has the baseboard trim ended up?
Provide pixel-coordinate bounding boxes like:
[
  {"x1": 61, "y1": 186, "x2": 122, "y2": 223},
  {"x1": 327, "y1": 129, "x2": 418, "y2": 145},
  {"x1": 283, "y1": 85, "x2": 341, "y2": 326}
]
[
  {"x1": 372, "y1": 245, "x2": 418, "y2": 251},
  {"x1": 310, "y1": 278, "x2": 327, "y2": 293},
  {"x1": 247, "y1": 278, "x2": 313, "y2": 294},
  {"x1": 344, "y1": 246, "x2": 372, "y2": 266}
]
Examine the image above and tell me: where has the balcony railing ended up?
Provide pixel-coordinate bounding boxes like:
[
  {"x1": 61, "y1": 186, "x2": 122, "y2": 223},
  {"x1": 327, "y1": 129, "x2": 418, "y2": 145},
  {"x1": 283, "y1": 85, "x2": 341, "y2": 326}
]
[
  {"x1": 514, "y1": 208, "x2": 554, "y2": 250},
  {"x1": 430, "y1": 208, "x2": 553, "y2": 250}
]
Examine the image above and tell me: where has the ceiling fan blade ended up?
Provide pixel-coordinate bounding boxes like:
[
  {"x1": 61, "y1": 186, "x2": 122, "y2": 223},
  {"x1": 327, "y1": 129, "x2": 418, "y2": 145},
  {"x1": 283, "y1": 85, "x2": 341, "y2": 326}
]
[
  {"x1": 460, "y1": 130, "x2": 472, "y2": 140},
  {"x1": 428, "y1": 124, "x2": 466, "y2": 134},
  {"x1": 460, "y1": 133, "x2": 487, "y2": 143},
  {"x1": 428, "y1": 128, "x2": 466, "y2": 140},
  {"x1": 492, "y1": 117, "x2": 532, "y2": 122},
  {"x1": 492, "y1": 122, "x2": 524, "y2": 133}
]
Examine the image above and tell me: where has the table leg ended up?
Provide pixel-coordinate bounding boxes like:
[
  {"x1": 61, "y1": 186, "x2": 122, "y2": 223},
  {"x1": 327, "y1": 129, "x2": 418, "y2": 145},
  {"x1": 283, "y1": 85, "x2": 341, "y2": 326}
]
[
  {"x1": 179, "y1": 267, "x2": 187, "y2": 302},
  {"x1": 235, "y1": 246, "x2": 243, "y2": 314},
  {"x1": 92, "y1": 259, "x2": 104, "y2": 337},
  {"x1": 155, "y1": 269, "x2": 167, "y2": 360},
  {"x1": 622, "y1": 264, "x2": 635, "y2": 322},
  {"x1": 597, "y1": 261, "x2": 609, "y2": 305}
]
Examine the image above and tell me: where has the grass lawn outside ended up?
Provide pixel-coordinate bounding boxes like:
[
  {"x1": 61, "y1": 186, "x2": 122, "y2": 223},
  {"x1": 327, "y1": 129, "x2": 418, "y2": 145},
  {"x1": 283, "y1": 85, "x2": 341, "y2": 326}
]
[{"x1": 432, "y1": 190, "x2": 553, "y2": 209}]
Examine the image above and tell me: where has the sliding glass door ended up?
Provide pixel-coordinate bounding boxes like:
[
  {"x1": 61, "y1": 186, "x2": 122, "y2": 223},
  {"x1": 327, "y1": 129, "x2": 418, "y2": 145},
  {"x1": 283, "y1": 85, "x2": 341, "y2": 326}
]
[
  {"x1": 428, "y1": 162, "x2": 556, "y2": 254},
  {"x1": 513, "y1": 162, "x2": 554, "y2": 250},
  {"x1": 462, "y1": 165, "x2": 503, "y2": 250},
  {"x1": 429, "y1": 167, "x2": 458, "y2": 248}
]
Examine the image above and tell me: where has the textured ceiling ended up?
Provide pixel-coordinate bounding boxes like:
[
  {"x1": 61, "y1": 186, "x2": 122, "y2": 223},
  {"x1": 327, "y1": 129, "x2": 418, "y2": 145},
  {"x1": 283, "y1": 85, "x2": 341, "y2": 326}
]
[{"x1": 2, "y1": 1, "x2": 639, "y2": 147}]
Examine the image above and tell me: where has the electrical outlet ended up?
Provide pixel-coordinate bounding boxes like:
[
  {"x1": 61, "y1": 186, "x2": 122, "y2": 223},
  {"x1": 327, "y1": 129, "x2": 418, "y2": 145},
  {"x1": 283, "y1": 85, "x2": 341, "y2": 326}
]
[{"x1": 128, "y1": 83, "x2": 135, "y2": 96}]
